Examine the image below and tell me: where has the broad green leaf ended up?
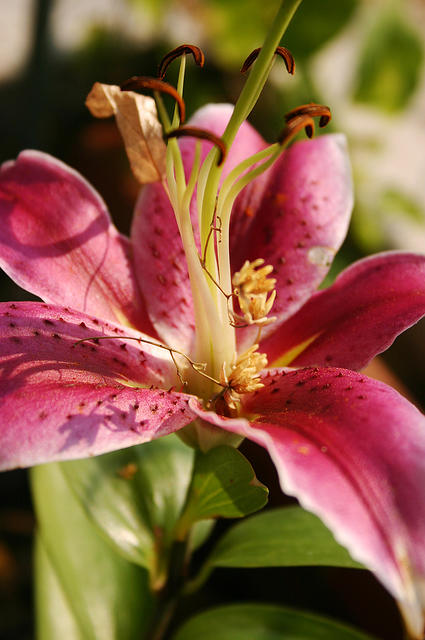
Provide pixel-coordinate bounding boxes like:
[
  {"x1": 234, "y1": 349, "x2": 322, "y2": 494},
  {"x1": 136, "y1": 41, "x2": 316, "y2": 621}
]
[
  {"x1": 61, "y1": 434, "x2": 194, "y2": 576},
  {"x1": 32, "y1": 462, "x2": 154, "y2": 640},
  {"x1": 173, "y1": 603, "x2": 376, "y2": 640},
  {"x1": 177, "y1": 447, "x2": 268, "y2": 535},
  {"x1": 207, "y1": 506, "x2": 362, "y2": 569},
  {"x1": 35, "y1": 535, "x2": 82, "y2": 640},
  {"x1": 353, "y1": 9, "x2": 423, "y2": 112}
]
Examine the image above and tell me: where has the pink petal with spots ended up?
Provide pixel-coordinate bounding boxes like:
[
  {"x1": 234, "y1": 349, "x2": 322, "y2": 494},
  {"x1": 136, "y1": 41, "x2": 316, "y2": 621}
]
[
  {"x1": 0, "y1": 302, "x2": 196, "y2": 469},
  {"x1": 193, "y1": 368, "x2": 425, "y2": 638},
  {"x1": 261, "y1": 252, "x2": 425, "y2": 370},
  {"x1": 0, "y1": 151, "x2": 154, "y2": 334},
  {"x1": 131, "y1": 104, "x2": 266, "y2": 352},
  {"x1": 230, "y1": 134, "x2": 353, "y2": 352}
]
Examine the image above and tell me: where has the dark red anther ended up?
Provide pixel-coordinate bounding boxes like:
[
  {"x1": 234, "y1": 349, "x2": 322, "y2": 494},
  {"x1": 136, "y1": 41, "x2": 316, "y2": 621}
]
[
  {"x1": 164, "y1": 126, "x2": 227, "y2": 166},
  {"x1": 120, "y1": 76, "x2": 186, "y2": 123},
  {"x1": 158, "y1": 44, "x2": 205, "y2": 79},
  {"x1": 285, "y1": 103, "x2": 331, "y2": 127},
  {"x1": 241, "y1": 46, "x2": 295, "y2": 75},
  {"x1": 277, "y1": 114, "x2": 315, "y2": 145}
]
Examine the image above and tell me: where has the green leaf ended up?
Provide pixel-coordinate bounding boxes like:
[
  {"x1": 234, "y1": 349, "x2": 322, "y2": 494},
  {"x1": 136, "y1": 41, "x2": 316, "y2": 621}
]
[
  {"x1": 35, "y1": 535, "x2": 83, "y2": 640},
  {"x1": 172, "y1": 603, "x2": 376, "y2": 639},
  {"x1": 207, "y1": 506, "x2": 362, "y2": 570},
  {"x1": 60, "y1": 434, "x2": 194, "y2": 578},
  {"x1": 32, "y1": 462, "x2": 154, "y2": 640},
  {"x1": 353, "y1": 9, "x2": 423, "y2": 112},
  {"x1": 177, "y1": 447, "x2": 268, "y2": 535}
]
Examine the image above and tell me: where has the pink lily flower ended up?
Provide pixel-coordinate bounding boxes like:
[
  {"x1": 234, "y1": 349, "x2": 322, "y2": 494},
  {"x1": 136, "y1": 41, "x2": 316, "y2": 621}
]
[{"x1": 1, "y1": 99, "x2": 425, "y2": 638}]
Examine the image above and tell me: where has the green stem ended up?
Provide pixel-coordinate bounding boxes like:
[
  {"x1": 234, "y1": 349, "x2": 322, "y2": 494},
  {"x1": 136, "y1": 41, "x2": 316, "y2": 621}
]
[
  {"x1": 149, "y1": 534, "x2": 191, "y2": 640},
  {"x1": 223, "y1": 0, "x2": 303, "y2": 146},
  {"x1": 199, "y1": 0, "x2": 304, "y2": 309}
]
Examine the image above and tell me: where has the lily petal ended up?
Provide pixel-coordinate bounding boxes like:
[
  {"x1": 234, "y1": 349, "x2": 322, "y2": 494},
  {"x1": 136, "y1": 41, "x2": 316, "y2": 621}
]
[
  {"x1": 193, "y1": 368, "x2": 425, "y2": 638},
  {"x1": 261, "y1": 252, "x2": 425, "y2": 370},
  {"x1": 0, "y1": 302, "x2": 195, "y2": 469},
  {"x1": 231, "y1": 134, "x2": 353, "y2": 351},
  {"x1": 131, "y1": 104, "x2": 265, "y2": 352},
  {"x1": 0, "y1": 151, "x2": 154, "y2": 334}
]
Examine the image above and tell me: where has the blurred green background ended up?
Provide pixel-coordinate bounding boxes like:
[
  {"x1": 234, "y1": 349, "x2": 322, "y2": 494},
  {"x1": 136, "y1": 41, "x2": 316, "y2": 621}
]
[{"x1": 0, "y1": 0, "x2": 424, "y2": 638}]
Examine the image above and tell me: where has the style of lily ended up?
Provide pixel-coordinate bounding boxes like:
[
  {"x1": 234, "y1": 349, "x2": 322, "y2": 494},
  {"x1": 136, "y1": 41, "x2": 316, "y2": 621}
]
[{"x1": 2, "y1": 29, "x2": 425, "y2": 639}]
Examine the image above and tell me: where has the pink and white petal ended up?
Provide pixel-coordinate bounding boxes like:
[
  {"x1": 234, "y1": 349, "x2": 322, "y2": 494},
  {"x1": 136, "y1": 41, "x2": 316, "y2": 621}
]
[
  {"x1": 261, "y1": 252, "x2": 425, "y2": 370},
  {"x1": 0, "y1": 151, "x2": 154, "y2": 334},
  {"x1": 230, "y1": 134, "x2": 353, "y2": 351},
  {"x1": 131, "y1": 104, "x2": 266, "y2": 352},
  {"x1": 192, "y1": 368, "x2": 425, "y2": 639},
  {"x1": 0, "y1": 302, "x2": 196, "y2": 470}
]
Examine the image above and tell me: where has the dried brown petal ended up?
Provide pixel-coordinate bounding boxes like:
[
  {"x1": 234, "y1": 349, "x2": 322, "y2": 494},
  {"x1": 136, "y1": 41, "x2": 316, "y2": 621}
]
[
  {"x1": 121, "y1": 76, "x2": 186, "y2": 123},
  {"x1": 86, "y1": 82, "x2": 167, "y2": 184}
]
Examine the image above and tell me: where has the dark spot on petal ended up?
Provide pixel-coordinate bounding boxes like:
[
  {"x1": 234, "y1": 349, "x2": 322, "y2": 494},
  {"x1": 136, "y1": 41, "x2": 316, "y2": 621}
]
[
  {"x1": 39, "y1": 411, "x2": 48, "y2": 420},
  {"x1": 79, "y1": 322, "x2": 87, "y2": 329},
  {"x1": 33, "y1": 330, "x2": 40, "y2": 336},
  {"x1": 133, "y1": 403, "x2": 139, "y2": 410},
  {"x1": 8, "y1": 322, "x2": 16, "y2": 328},
  {"x1": 271, "y1": 388, "x2": 279, "y2": 394},
  {"x1": 43, "y1": 319, "x2": 54, "y2": 326},
  {"x1": 120, "y1": 343, "x2": 127, "y2": 350},
  {"x1": 53, "y1": 333, "x2": 61, "y2": 339}
]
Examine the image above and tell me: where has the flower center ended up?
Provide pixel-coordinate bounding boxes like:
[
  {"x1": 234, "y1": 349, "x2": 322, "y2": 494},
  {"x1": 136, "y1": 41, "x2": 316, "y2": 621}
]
[{"x1": 116, "y1": 44, "x2": 331, "y2": 416}]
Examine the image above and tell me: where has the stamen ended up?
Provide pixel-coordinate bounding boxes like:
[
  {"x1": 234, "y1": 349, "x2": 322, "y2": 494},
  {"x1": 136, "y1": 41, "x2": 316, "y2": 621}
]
[
  {"x1": 158, "y1": 44, "x2": 205, "y2": 79},
  {"x1": 277, "y1": 113, "x2": 316, "y2": 145},
  {"x1": 73, "y1": 335, "x2": 224, "y2": 389},
  {"x1": 217, "y1": 345, "x2": 268, "y2": 414},
  {"x1": 120, "y1": 76, "x2": 186, "y2": 123},
  {"x1": 164, "y1": 126, "x2": 227, "y2": 166},
  {"x1": 232, "y1": 259, "x2": 277, "y2": 327},
  {"x1": 285, "y1": 102, "x2": 331, "y2": 128},
  {"x1": 241, "y1": 46, "x2": 295, "y2": 75}
]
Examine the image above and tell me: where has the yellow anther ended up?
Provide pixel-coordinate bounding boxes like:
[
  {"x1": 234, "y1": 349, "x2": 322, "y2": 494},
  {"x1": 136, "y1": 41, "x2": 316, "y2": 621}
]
[
  {"x1": 232, "y1": 259, "x2": 277, "y2": 326},
  {"x1": 219, "y1": 345, "x2": 268, "y2": 413}
]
